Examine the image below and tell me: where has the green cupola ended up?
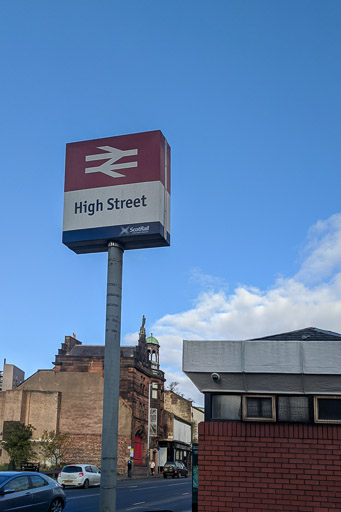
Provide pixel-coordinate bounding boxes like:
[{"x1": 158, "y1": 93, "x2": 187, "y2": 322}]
[
  {"x1": 146, "y1": 333, "x2": 160, "y2": 369},
  {"x1": 146, "y1": 333, "x2": 159, "y2": 346}
]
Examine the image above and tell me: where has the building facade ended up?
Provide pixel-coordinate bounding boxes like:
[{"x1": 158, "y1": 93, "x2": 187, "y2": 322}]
[
  {"x1": 0, "y1": 361, "x2": 25, "y2": 392},
  {"x1": 159, "y1": 390, "x2": 193, "y2": 469},
  {"x1": 183, "y1": 327, "x2": 341, "y2": 512},
  {"x1": 0, "y1": 318, "x2": 166, "y2": 474}
]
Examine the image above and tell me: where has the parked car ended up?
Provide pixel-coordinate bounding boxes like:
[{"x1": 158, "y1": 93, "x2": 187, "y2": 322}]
[
  {"x1": 162, "y1": 461, "x2": 188, "y2": 478},
  {"x1": 57, "y1": 464, "x2": 101, "y2": 488},
  {"x1": 0, "y1": 471, "x2": 66, "y2": 512}
]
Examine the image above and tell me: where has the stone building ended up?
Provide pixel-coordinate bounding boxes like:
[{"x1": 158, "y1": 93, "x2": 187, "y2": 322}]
[
  {"x1": 0, "y1": 318, "x2": 165, "y2": 474},
  {"x1": 159, "y1": 390, "x2": 192, "y2": 468}
]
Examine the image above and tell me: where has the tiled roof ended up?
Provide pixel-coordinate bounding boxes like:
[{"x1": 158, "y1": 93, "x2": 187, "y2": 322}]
[
  {"x1": 69, "y1": 345, "x2": 105, "y2": 357},
  {"x1": 250, "y1": 327, "x2": 341, "y2": 341}
]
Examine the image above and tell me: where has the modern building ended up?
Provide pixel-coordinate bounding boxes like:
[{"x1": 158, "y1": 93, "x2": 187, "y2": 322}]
[
  {"x1": 0, "y1": 361, "x2": 25, "y2": 391},
  {"x1": 183, "y1": 327, "x2": 341, "y2": 512}
]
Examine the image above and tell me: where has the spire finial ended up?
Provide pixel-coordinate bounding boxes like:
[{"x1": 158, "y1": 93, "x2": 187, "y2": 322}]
[{"x1": 139, "y1": 315, "x2": 146, "y2": 337}]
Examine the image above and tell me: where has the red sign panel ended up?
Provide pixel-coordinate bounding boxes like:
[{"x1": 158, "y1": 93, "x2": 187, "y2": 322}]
[{"x1": 65, "y1": 130, "x2": 170, "y2": 193}]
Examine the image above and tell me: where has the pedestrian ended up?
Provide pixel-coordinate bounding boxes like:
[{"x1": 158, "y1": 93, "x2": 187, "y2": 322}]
[{"x1": 150, "y1": 460, "x2": 155, "y2": 476}]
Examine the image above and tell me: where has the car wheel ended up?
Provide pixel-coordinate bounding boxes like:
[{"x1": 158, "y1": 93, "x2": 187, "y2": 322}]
[
  {"x1": 83, "y1": 479, "x2": 89, "y2": 489},
  {"x1": 49, "y1": 498, "x2": 64, "y2": 512}
]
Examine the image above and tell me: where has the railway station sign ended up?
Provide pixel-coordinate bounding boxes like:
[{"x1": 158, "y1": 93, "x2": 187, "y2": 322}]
[{"x1": 62, "y1": 130, "x2": 171, "y2": 253}]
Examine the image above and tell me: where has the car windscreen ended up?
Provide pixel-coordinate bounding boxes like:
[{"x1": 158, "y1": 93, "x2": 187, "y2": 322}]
[
  {"x1": 62, "y1": 466, "x2": 82, "y2": 473},
  {"x1": 0, "y1": 475, "x2": 9, "y2": 485}
]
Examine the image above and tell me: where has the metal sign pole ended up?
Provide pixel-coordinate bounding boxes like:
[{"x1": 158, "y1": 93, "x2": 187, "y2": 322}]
[{"x1": 99, "y1": 241, "x2": 124, "y2": 512}]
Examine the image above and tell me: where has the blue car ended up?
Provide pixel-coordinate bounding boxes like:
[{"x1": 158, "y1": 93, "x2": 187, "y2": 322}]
[{"x1": 0, "y1": 471, "x2": 66, "y2": 512}]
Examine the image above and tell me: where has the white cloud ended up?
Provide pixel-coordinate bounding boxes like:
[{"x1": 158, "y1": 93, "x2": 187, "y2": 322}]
[
  {"x1": 125, "y1": 214, "x2": 341, "y2": 406},
  {"x1": 296, "y1": 214, "x2": 341, "y2": 283}
]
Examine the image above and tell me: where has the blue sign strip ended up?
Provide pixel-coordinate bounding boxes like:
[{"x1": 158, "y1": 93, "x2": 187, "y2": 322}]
[{"x1": 62, "y1": 222, "x2": 170, "y2": 253}]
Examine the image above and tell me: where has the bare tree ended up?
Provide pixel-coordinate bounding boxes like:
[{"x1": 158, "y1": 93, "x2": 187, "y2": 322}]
[{"x1": 39, "y1": 431, "x2": 72, "y2": 469}]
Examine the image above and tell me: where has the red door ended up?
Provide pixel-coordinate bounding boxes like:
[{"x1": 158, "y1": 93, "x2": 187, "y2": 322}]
[{"x1": 134, "y1": 436, "x2": 142, "y2": 465}]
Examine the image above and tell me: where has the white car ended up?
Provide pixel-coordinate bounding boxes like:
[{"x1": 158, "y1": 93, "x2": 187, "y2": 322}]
[{"x1": 57, "y1": 464, "x2": 101, "y2": 488}]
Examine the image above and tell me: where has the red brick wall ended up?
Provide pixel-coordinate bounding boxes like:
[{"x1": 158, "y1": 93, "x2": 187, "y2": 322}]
[{"x1": 198, "y1": 421, "x2": 341, "y2": 512}]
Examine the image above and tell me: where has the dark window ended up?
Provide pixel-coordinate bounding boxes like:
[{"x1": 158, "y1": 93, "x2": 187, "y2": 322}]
[
  {"x1": 5, "y1": 476, "x2": 30, "y2": 492},
  {"x1": 316, "y1": 397, "x2": 341, "y2": 422},
  {"x1": 243, "y1": 396, "x2": 275, "y2": 421},
  {"x1": 278, "y1": 396, "x2": 309, "y2": 423},
  {"x1": 212, "y1": 395, "x2": 241, "y2": 420},
  {"x1": 62, "y1": 466, "x2": 82, "y2": 473},
  {"x1": 164, "y1": 463, "x2": 175, "y2": 468},
  {"x1": 30, "y1": 475, "x2": 48, "y2": 488}
]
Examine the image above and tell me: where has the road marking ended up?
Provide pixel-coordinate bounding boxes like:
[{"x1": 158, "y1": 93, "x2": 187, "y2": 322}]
[
  {"x1": 182, "y1": 492, "x2": 190, "y2": 495},
  {"x1": 133, "y1": 502, "x2": 145, "y2": 505},
  {"x1": 168, "y1": 482, "x2": 190, "y2": 486},
  {"x1": 129, "y1": 485, "x2": 159, "y2": 490},
  {"x1": 67, "y1": 493, "x2": 100, "y2": 500}
]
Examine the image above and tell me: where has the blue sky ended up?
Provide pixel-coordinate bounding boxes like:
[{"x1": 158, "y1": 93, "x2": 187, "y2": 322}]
[{"x1": 1, "y1": 0, "x2": 341, "y2": 404}]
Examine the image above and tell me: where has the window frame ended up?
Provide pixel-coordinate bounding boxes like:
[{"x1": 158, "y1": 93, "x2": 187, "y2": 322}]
[
  {"x1": 242, "y1": 394, "x2": 276, "y2": 422},
  {"x1": 314, "y1": 395, "x2": 341, "y2": 424}
]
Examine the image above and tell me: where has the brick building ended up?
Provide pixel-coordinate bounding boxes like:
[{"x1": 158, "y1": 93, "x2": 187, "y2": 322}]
[
  {"x1": 183, "y1": 327, "x2": 341, "y2": 512},
  {"x1": 0, "y1": 318, "x2": 166, "y2": 474}
]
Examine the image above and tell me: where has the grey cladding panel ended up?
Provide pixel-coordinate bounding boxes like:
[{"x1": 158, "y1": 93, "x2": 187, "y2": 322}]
[
  {"x1": 303, "y1": 342, "x2": 341, "y2": 374},
  {"x1": 183, "y1": 340, "x2": 242, "y2": 372},
  {"x1": 244, "y1": 341, "x2": 302, "y2": 373}
]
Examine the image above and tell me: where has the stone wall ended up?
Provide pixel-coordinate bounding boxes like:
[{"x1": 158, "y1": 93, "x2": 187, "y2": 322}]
[
  {"x1": 164, "y1": 390, "x2": 192, "y2": 423},
  {"x1": 191, "y1": 406, "x2": 204, "y2": 443},
  {"x1": 20, "y1": 370, "x2": 103, "y2": 435},
  {"x1": 0, "y1": 370, "x2": 133, "y2": 472},
  {"x1": 0, "y1": 389, "x2": 60, "y2": 465}
]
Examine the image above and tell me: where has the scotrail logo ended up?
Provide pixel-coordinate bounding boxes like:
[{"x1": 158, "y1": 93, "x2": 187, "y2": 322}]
[
  {"x1": 120, "y1": 225, "x2": 150, "y2": 236},
  {"x1": 85, "y1": 146, "x2": 138, "y2": 178}
]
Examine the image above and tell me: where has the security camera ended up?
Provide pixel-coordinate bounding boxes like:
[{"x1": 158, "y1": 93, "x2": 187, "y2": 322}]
[{"x1": 211, "y1": 372, "x2": 221, "y2": 382}]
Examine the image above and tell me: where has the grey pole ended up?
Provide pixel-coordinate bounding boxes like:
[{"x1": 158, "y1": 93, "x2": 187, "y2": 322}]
[{"x1": 99, "y1": 241, "x2": 124, "y2": 512}]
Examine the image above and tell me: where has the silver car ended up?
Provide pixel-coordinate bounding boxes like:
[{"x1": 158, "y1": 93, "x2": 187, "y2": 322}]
[{"x1": 0, "y1": 471, "x2": 66, "y2": 512}]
